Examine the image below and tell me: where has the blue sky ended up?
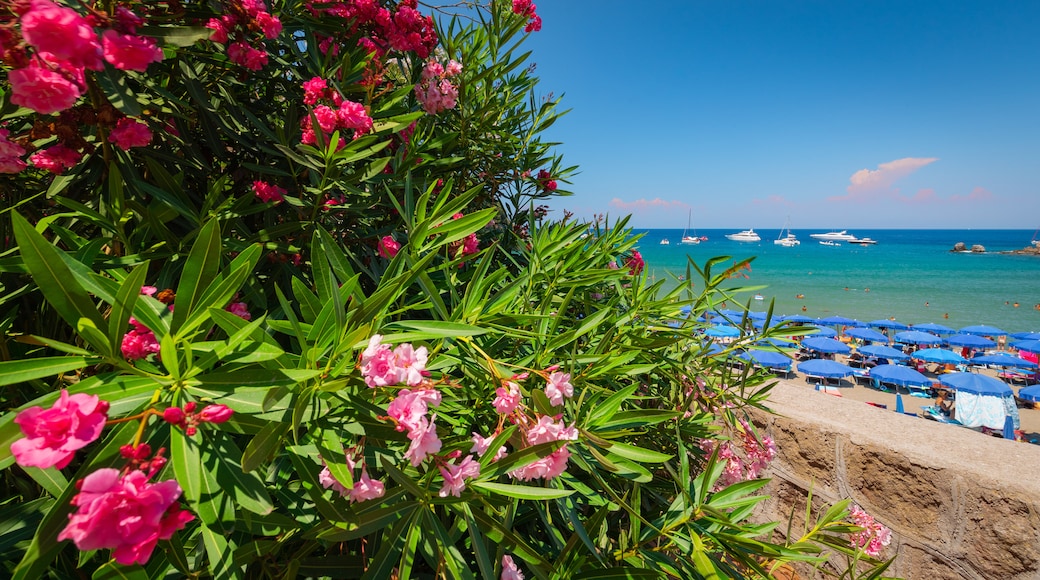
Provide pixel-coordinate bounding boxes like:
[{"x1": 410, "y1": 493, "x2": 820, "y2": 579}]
[{"x1": 516, "y1": 1, "x2": 1040, "y2": 229}]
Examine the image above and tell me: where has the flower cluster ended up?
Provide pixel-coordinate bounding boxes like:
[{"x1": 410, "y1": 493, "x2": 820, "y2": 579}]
[
  {"x1": 305, "y1": 0, "x2": 438, "y2": 60},
  {"x1": 11, "y1": 389, "x2": 109, "y2": 469},
  {"x1": 492, "y1": 370, "x2": 579, "y2": 481},
  {"x1": 360, "y1": 334, "x2": 429, "y2": 387},
  {"x1": 848, "y1": 504, "x2": 892, "y2": 557},
  {"x1": 387, "y1": 388, "x2": 442, "y2": 465},
  {"x1": 253, "y1": 180, "x2": 286, "y2": 204},
  {"x1": 206, "y1": 0, "x2": 283, "y2": 70},
  {"x1": 162, "y1": 402, "x2": 234, "y2": 436},
  {"x1": 447, "y1": 213, "x2": 480, "y2": 260},
  {"x1": 0, "y1": 129, "x2": 27, "y2": 173},
  {"x1": 509, "y1": 415, "x2": 578, "y2": 481},
  {"x1": 120, "y1": 285, "x2": 163, "y2": 361},
  {"x1": 624, "y1": 250, "x2": 645, "y2": 276},
  {"x1": 8, "y1": 1, "x2": 163, "y2": 115},
  {"x1": 108, "y1": 118, "x2": 153, "y2": 150},
  {"x1": 698, "y1": 419, "x2": 777, "y2": 489},
  {"x1": 536, "y1": 168, "x2": 557, "y2": 191},
  {"x1": 512, "y1": 0, "x2": 542, "y2": 33},
  {"x1": 299, "y1": 77, "x2": 374, "y2": 146},
  {"x1": 414, "y1": 59, "x2": 462, "y2": 114},
  {"x1": 29, "y1": 143, "x2": 82, "y2": 174},
  {"x1": 319, "y1": 449, "x2": 386, "y2": 503}
]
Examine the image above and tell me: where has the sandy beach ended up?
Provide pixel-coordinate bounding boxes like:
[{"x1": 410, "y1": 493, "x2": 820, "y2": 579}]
[{"x1": 767, "y1": 354, "x2": 1040, "y2": 442}]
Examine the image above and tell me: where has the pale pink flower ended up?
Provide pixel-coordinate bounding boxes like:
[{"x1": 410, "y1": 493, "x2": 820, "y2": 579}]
[
  {"x1": 318, "y1": 465, "x2": 348, "y2": 496},
  {"x1": 392, "y1": 342, "x2": 428, "y2": 386},
  {"x1": 57, "y1": 468, "x2": 194, "y2": 565},
  {"x1": 9, "y1": 63, "x2": 83, "y2": 114},
  {"x1": 445, "y1": 60, "x2": 463, "y2": 76},
  {"x1": 108, "y1": 117, "x2": 153, "y2": 149},
  {"x1": 510, "y1": 416, "x2": 578, "y2": 481},
  {"x1": 438, "y1": 455, "x2": 481, "y2": 497},
  {"x1": 30, "y1": 143, "x2": 82, "y2": 174},
  {"x1": 349, "y1": 469, "x2": 385, "y2": 503},
  {"x1": 525, "y1": 415, "x2": 578, "y2": 445},
  {"x1": 501, "y1": 554, "x2": 525, "y2": 580},
  {"x1": 252, "y1": 180, "x2": 285, "y2": 204},
  {"x1": 378, "y1": 235, "x2": 401, "y2": 259},
  {"x1": 493, "y1": 381, "x2": 521, "y2": 415},
  {"x1": 386, "y1": 388, "x2": 441, "y2": 433},
  {"x1": 849, "y1": 505, "x2": 892, "y2": 557},
  {"x1": 471, "y1": 432, "x2": 507, "y2": 461},
  {"x1": 20, "y1": 0, "x2": 103, "y2": 70},
  {"x1": 544, "y1": 371, "x2": 573, "y2": 406},
  {"x1": 361, "y1": 335, "x2": 428, "y2": 387},
  {"x1": 101, "y1": 30, "x2": 163, "y2": 71},
  {"x1": 403, "y1": 417, "x2": 441, "y2": 466},
  {"x1": 11, "y1": 389, "x2": 108, "y2": 469}
]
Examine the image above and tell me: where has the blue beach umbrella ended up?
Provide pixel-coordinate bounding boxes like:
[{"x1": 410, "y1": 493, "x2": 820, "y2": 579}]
[
  {"x1": 747, "y1": 311, "x2": 768, "y2": 321},
  {"x1": 817, "y1": 316, "x2": 866, "y2": 328},
  {"x1": 704, "y1": 325, "x2": 741, "y2": 338},
  {"x1": 912, "y1": 348, "x2": 966, "y2": 365},
  {"x1": 869, "y1": 364, "x2": 932, "y2": 388},
  {"x1": 969, "y1": 353, "x2": 1038, "y2": 369},
  {"x1": 1018, "y1": 384, "x2": 1040, "y2": 402},
  {"x1": 803, "y1": 325, "x2": 838, "y2": 338},
  {"x1": 798, "y1": 359, "x2": 855, "y2": 378},
  {"x1": 1010, "y1": 332, "x2": 1040, "y2": 341},
  {"x1": 738, "y1": 350, "x2": 792, "y2": 369},
  {"x1": 1011, "y1": 339, "x2": 1040, "y2": 354},
  {"x1": 868, "y1": 319, "x2": 909, "y2": 330},
  {"x1": 911, "y1": 322, "x2": 956, "y2": 334},
  {"x1": 754, "y1": 337, "x2": 798, "y2": 349},
  {"x1": 1003, "y1": 415, "x2": 1016, "y2": 440},
  {"x1": 801, "y1": 337, "x2": 852, "y2": 355},
  {"x1": 939, "y1": 372, "x2": 1012, "y2": 396},
  {"x1": 858, "y1": 344, "x2": 910, "y2": 361},
  {"x1": 780, "y1": 314, "x2": 815, "y2": 324},
  {"x1": 959, "y1": 324, "x2": 1006, "y2": 336},
  {"x1": 945, "y1": 334, "x2": 997, "y2": 349},
  {"x1": 845, "y1": 327, "x2": 889, "y2": 343},
  {"x1": 894, "y1": 330, "x2": 943, "y2": 346}
]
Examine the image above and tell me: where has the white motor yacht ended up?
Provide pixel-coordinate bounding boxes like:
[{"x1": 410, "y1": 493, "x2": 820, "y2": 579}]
[
  {"x1": 725, "y1": 229, "x2": 761, "y2": 242},
  {"x1": 847, "y1": 237, "x2": 878, "y2": 245},
  {"x1": 809, "y1": 230, "x2": 857, "y2": 242}
]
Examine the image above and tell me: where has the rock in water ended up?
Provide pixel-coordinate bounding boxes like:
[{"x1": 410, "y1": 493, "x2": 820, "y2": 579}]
[
  {"x1": 952, "y1": 242, "x2": 966, "y2": 252},
  {"x1": 971, "y1": 244, "x2": 986, "y2": 253}
]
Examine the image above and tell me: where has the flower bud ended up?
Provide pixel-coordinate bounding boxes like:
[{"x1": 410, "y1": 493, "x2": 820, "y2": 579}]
[
  {"x1": 133, "y1": 443, "x2": 152, "y2": 460},
  {"x1": 183, "y1": 402, "x2": 197, "y2": 413},
  {"x1": 163, "y1": 406, "x2": 185, "y2": 424},
  {"x1": 198, "y1": 404, "x2": 233, "y2": 424}
]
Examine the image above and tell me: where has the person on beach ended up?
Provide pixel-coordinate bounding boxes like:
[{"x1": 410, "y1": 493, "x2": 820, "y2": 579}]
[{"x1": 935, "y1": 389, "x2": 955, "y2": 418}]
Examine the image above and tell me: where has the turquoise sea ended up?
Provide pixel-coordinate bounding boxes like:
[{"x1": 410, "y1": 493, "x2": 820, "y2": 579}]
[{"x1": 637, "y1": 229, "x2": 1040, "y2": 334}]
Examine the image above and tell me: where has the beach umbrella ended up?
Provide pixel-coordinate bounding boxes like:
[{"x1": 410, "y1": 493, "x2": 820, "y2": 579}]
[
  {"x1": 738, "y1": 350, "x2": 792, "y2": 369},
  {"x1": 1003, "y1": 415, "x2": 1016, "y2": 440},
  {"x1": 858, "y1": 344, "x2": 910, "y2": 361},
  {"x1": 911, "y1": 322, "x2": 956, "y2": 334},
  {"x1": 1011, "y1": 339, "x2": 1040, "y2": 354},
  {"x1": 845, "y1": 328, "x2": 889, "y2": 343},
  {"x1": 1018, "y1": 384, "x2": 1040, "y2": 402},
  {"x1": 912, "y1": 348, "x2": 966, "y2": 365},
  {"x1": 868, "y1": 319, "x2": 910, "y2": 330},
  {"x1": 1010, "y1": 332, "x2": 1040, "y2": 341},
  {"x1": 945, "y1": 334, "x2": 996, "y2": 349},
  {"x1": 895, "y1": 394, "x2": 905, "y2": 414},
  {"x1": 938, "y1": 372, "x2": 1012, "y2": 396},
  {"x1": 869, "y1": 364, "x2": 933, "y2": 388},
  {"x1": 798, "y1": 359, "x2": 855, "y2": 379},
  {"x1": 803, "y1": 325, "x2": 838, "y2": 338},
  {"x1": 894, "y1": 330, "x2": 942, "y2": 345},
  {"x1": 969, "y1": 353, "x2": 1038, "y2": 369},
  {"x1": 754, "y1": 337, "x2": 798, "y2": 349},
  {"x1": 801, "y1": 337, "x2": 852, "y2": 355},
  {"x1": 679, "y1": 305, "x2": 693, "y2": 317},
  {"x1": 817, "y1": 315, "x2": 866, "y2": 328},
  {"x1": 780, "y1": 314, "x2": 814, "y2": 324},
  {"x1": 704, "y1": 325, "x2": 740, "y2": 338},
  {"x1": 959, "y1": 324, "x2": 1006, "y2": 336},
  {"x1": 747, "y1": 311, "x2": 768, "y2": 321}
]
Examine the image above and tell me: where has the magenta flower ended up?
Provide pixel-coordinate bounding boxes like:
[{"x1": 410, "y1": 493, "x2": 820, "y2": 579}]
[
  {"x1": 492, "y1": 381, "x2": 521, "y2": 415},
  {"x1": 302, "y1": 77, "x2": 328, "y2": 105},
  {"x1": 29, "y1": 144, "x2": 82, "y2": 174},
  {"x1": 121, "y1": 320, "x2": 160, "y2": 361},
  {"x1": 101, "y1": 30, "x2": 163, "y2": 72},
  {"x1": 198, "y1": 404, "x2": 233, "y2": 424},
  {"x1": 227, "y1": 41, "x2": 268, "y2": 70},
  {"x1": 544, "y1": 371, "x2": 573, "y2": 406},
  {"x1": 438, "y1": 455, "x2": 481, "y2": 497},
  {"x1": 225, "y1": 299, "x2": 251, "y2": 320},
  {"x1": 57, "y1": 468, "x2": 194, "y2": 565},
  {"x1": 501, "y1": 554, "x2": 525, "y2": 580},
  {"x1": 9, "y1": 63, "x2": 83, "y2": 114},
  {"x1": 20, "y1": 0, "x2": 103, "y2": 70},
  {"x1": 625, "y1": 250, "x2": 645, "y2": 276},
  {"x1": 11, "y1": 390, "x2": 109, "y2": 469},
  {"x1": 378, "y1": 235, "x2": 401, "y2": 259},
  {"x1": 0, "y1": 129, "x2": 27, "y2": 174},
  {"x1": 252, "y1": 180, "x2": 286, "y2": 204},
  {"x1": 337, "y1": 100, "x2": 373, "y2": 133},
  {"x1": 255, "y1": 12, "x2": 282, "y2": 39},
  {"x1": 108, "y1": 118, "x2": 153, "y2": 150}
]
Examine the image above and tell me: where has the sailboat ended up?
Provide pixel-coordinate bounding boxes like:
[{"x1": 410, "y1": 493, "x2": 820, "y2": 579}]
[
  {"x1": 680, "y1": 209, "x2": 700, "y2": 245},
  {"x1": 774, "y1": 217, "x2": 800, "y2": 247}
]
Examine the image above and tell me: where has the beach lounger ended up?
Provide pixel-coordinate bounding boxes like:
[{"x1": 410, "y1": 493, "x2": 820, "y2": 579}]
[{"x1": 919, "y1": 405, "x2": 963, "y2": 425}]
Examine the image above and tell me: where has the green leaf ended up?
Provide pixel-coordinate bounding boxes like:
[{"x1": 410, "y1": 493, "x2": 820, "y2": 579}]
[
  {"x1": 242, "y1": 421, "x2": 289, "y2": 473},
  {"x1": 318, "y1": 502, "x2": 418, "y2": 542},
  {"x1": 107, "y1": 263, "x2": 149, "y2": 356},
  {"x1": 95, "y1": 65, "x2": 142, "y2": 116},
  {"x1": 210, "y1": 432, "x2": 274, "y2": 516},
  {"x1": 471, "y1": 481, "x2": 574, "y2": 500},
  {"x1": 0, "y1": 356, "x2": 98, "y2": 387},
  {"x1": 594, "y1": 441, "x2": 673, "y2": 464},
  {"x1": 573, "y1": 568, "x2": 667, "y2": 579},
  {"x1": 92, "y1": 562, "x2": 151, "y2": 580},
  {"x1": 383, "y1": 320, "x2": 488, "y2": 339},
  {"x1": 140, "y1": 24, "x2": 214, "y2": 47},
  {"x1": 11, "y1": 212, "x2": 108, "y2": 334},
  {"x1": 172, "y1": 219, "x2": 221, "y2": 333},
  {"x1": 20, "y1": 466, "x2": 68, "y2": 498}
]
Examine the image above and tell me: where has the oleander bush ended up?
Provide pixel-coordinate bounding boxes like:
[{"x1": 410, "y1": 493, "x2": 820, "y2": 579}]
[{"x1": 0, "y1": 1, "x2": 892, "y2": 578}]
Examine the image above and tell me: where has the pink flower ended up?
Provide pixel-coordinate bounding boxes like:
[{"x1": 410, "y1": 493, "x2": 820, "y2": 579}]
[
  {"x1": 9, "y1": 63, "x2": 83, "y2": 114},
  {"x1": 378, "y1": 235, "x2": 401, "y2": 259},
  {"x1": 11, "y1": 389, "x2": 108, "y2": 469},
  {"x1": 438, "y1": 455, "x2": 481, "y2": 497},
  {"x1": 462, "y1": 233, "x2": 479, "y2": 256},
  {"x1": 337, "y1": 100, "x2": 373, "y2": 133},
  {"x1": 349, "y1": 468, "x2": 386, "y2": 503},
  {"x1": 206, "y1": 18, "x2": 229, "y2": 43},
  {"x1": 318, "y1": 465, "x2": 349, "y2": 495},
  {"x1": 445, "y1": 60, "x2": 463, "y2": 77},
  {"x1": 57, "y1": 468, "x2": 194, "y2": 565},
  {"x1": 252, "y1": 180, "x2": 286, "y2": 203},
  {"x1": 393, "y1": 343, "x2": 428, "y2": 386},
  {"x1": 225, "y1": 300, "x2": 251, "y2": 320},
  {"x1": 524, "y1": 14, "x2": 542, "y2": 33},
  {"x1": 471, "y1": 432, "x2": 508, "y2": 461},
  {"x1": 502, "y1": 554, "x2": 525, "y2": 580},
  {"x1": 101, "y1": 30, "x2": 163, "y2": 72},
  {"x1": 403, "y1": 417, "x2": 441, "y2": 466},
  {"x1": 544, "y1": 371, "x2": 573, "y2": 406},
  {"x1": 302, "y1": 77, "x2": 327, "y2": 105},
  {"x1": 108, "y1": 117, "x2": 153, "y2": 149},
  {"x1": 227, "y1": 41, "x2": 268, "y2": 70},
  {"x1": 0, "y1": 129, "x2": 27, "y2": 173},
  {"x1": 20, "y1": 0, "x2": 103, "y2": 70},
  {"x1": 386, "y1": 388, "x2": 441, "y2": 433},
  {"x1": 312, "y1": 105, "x2": 339, "y2": 133},
  {"x1": 625, "y1": 251, "x2": 645, "y2": 276},
  {"x1": 510, "y1": 416, "x2": 578, "y2": 481},
  {"x1": 30, "y1": 144, "x2": 82, "y2": 174},
  {"x1": 255, "y1": 12, "x2": 282, "y2": 39},
  {"x1": 849, "y1": 505, "x2": 892, "y2": 557},
  {"x1": 198, "y1": 404, "x2": 233, "y2": 424},
  {"x1": 360, "y1": 335, "x2": 428, "y2": 387},
  {"x1": 121, "y1": 319, "x2": 160, "y2": 361},
  {"x1": 492, "y1": 382, "x2": 521, "y2": 415}
]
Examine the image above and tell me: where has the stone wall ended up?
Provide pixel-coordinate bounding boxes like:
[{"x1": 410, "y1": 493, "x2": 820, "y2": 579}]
[{"x1": 752, "y1": 381, "x2": 1040, "y2": 579}]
